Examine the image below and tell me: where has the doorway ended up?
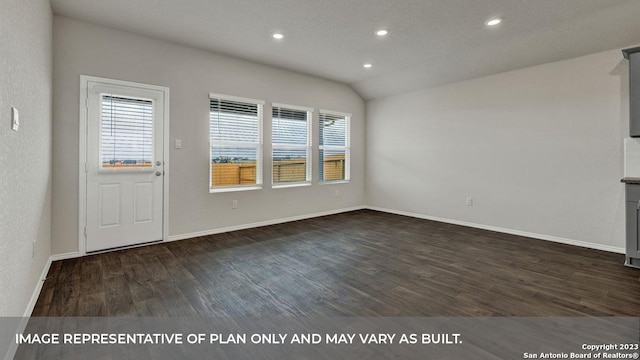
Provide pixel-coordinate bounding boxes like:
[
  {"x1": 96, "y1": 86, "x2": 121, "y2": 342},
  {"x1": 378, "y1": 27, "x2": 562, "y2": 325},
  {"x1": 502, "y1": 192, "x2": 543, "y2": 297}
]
[{"x1": 79, "y1": 76, "x2": 169, "y2": 253}]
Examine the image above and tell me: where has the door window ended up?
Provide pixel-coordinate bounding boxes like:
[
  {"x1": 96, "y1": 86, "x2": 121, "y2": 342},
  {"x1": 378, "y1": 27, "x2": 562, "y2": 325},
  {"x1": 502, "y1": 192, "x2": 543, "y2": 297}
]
[{"x1": 100, "y1": 94, "x2": 154, "y2": 169}]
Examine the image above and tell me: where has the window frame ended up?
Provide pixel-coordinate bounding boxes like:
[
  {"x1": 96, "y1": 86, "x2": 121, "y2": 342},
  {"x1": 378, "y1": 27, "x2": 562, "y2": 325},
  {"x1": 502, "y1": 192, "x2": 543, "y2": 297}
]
[
  {"x1": 98, "y1": 93, "x2": 156, "y2": 173},
  {"x1": 318, "y1": 109, "x2": 351, "y2": 184},
  {"x1": 209, "y1": 93, "x2": 265, "y2": 193},
  {"x1": 271, "y1": 102, "x2": 313, "y2": 188}
]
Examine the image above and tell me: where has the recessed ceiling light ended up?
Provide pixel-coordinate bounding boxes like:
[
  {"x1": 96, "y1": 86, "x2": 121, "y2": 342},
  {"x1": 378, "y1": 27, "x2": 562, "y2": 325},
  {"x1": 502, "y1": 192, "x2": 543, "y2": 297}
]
[
  {"x1": 485, "y1": 18, "x2": 502, "y2": 26},
  {"x1": 376, "y1": 29, "x2": 388, "y2": 36},
  {"x1": 272, "y1": 33, "x2": 284, "y2": 40},
  {"x1": 363, "y1": 63, "x2": 373, "y2": 69}
]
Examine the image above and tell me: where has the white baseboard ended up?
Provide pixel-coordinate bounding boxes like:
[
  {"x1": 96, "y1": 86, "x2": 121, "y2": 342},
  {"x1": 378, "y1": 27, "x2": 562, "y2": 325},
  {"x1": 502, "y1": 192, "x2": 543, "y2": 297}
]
[
  {"x1": 5, "y1": 252, "x2": 81, "y2": 360},
  {"x1": 366, "y1": 206, "x2": 625, "y2": 254},
  {"x1": 49, "y1": 251, "x2": 81, "y2": 262},
  {"x1": 4, "y1": 257, "x2": 54, "y2": 360},
  {"x1": 55, "y1": 205, "x2": 624, "y2": 256},
  {"x1": 23, "y1": 257, "x2": 52, "y2": 317},
  {"x1": 168, "y1": 205, "x2": 367, "y2": 242},
  {"x1": 3, "y1": 328, "x2": 21, "y2": 360}
]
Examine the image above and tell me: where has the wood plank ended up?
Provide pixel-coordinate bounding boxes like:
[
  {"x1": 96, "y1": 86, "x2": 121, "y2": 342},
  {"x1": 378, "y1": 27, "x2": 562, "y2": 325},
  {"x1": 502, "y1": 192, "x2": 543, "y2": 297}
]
[{"x1": 36, "y1": 210, "x2": 640, "y2": 317}]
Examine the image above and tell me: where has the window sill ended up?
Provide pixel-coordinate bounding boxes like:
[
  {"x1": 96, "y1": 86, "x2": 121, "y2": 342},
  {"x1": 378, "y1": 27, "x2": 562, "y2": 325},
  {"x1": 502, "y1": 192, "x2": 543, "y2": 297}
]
[
  {"x1": 98, "y1": 167, "x2": 156, "y2": 174},
  {"x1": 209, "y1": 185, "x2": 262, "y2": 194},
  {"x1": 319, "y1": 180, "x2": 350, "y2": 185},
  {"x1": 272, "y1": 182, "x2": 312, "y2": 190}
]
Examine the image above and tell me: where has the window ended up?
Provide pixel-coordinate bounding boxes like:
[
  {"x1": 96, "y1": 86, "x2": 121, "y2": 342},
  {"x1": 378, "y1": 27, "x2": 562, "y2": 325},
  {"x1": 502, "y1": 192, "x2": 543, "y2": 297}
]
[
  {"x1": 272, "y1": 104, "x2": 312, "y2": 187},
  {"x1": 209, "y1": 93, "x2": 264, "y2": 192},
  {"x1": 100, "y1": 95, "x2": 154, "y2": 169},
  {"x1": 319, "y1": 110, "x2": 350, "y2": 182}
]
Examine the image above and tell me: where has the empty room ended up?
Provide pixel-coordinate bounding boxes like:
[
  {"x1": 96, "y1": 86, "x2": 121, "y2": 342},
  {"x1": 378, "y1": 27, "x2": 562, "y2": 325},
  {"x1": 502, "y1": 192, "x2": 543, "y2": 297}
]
[{"x1": 2, "y1": 0, "x2": 640, "y2": 358}]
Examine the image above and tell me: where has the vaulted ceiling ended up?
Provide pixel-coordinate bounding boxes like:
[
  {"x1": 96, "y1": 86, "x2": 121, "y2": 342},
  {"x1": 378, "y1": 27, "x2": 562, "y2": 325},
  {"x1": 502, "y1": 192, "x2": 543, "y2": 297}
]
[{"x1": 51, "y1": 0, "x2": 640, "y2": 100}]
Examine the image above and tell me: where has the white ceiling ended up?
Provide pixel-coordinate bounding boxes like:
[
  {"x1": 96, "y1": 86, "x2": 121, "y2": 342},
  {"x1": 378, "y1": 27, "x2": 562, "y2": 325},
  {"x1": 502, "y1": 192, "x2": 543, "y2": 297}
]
[{"x1": 50, "y1": 0, "x2": 640, "y2": 100}]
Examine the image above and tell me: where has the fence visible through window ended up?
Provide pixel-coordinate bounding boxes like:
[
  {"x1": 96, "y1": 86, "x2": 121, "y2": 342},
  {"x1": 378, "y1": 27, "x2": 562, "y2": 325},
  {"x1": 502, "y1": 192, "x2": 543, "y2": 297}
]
[{"x1": 210, "y1": 154, "x2": 344, "y2": 186}]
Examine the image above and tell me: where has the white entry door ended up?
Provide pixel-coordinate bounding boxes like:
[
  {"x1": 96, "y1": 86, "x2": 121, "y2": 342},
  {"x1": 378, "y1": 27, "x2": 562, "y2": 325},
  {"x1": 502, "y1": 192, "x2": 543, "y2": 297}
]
[{"x1": 84, "y1": 79, "x2": 166, "y2": 252}]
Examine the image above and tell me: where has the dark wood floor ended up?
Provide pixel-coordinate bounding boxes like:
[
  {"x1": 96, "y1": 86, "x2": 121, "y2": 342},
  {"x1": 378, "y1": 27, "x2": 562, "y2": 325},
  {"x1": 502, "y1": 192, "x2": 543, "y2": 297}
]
[{"x1": 33, "y1": 210, "x2": 640, "y2": 317}]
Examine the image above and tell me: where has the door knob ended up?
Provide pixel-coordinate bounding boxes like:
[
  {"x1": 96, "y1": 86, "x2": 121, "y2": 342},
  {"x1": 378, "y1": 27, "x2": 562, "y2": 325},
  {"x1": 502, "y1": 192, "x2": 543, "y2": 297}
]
[
  {"x1": 155, "y1": 171, "x2": 162, "y2": 176},
  {"x1": 156, "y1": 161, "x2": 162, "y2": 166}
]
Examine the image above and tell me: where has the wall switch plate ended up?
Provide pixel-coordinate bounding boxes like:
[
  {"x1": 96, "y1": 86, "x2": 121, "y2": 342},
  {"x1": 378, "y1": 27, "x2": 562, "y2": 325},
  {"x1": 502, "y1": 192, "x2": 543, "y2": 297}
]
[
  {"x1": 466, "y1": 197, "x2": 473, "y2": 206},
  {"x1": 11, "y1": 107, "x2": 19, "y2": 131},
  {"x1": 232, "y1": 200, "x2": 238, "y2": 209},
  {"x1": 335, "y1": 190, "x2": 340, "y2": 197},
  {"x1": 174, "y1": 139, "x2": 182, "y2": 149}
]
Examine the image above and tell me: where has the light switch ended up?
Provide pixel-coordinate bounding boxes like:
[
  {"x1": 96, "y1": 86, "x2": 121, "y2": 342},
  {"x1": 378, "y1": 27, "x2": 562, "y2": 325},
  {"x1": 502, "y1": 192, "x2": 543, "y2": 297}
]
[
  {"x1": 11, "y1": 107, "x2": 19, "y2": 131},
  {"x1": 174, "y1": 139, "x2": 182, "y2": 149}
]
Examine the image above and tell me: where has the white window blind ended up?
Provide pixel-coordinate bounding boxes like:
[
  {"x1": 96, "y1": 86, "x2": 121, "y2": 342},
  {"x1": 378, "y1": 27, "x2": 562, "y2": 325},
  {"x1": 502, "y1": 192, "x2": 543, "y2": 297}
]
[
  {"x1": 272, "y1": 104, "x2": 312, "y2": 186},
  {"x1": 319, "y1": 110, "x2": 350, "y2": 182},
  {"x1": 100, "y1": 94, "x2": 154, "y2": 168},
  {"x1": 209, "y1": 94, "x2": 263, "y2": 191}
]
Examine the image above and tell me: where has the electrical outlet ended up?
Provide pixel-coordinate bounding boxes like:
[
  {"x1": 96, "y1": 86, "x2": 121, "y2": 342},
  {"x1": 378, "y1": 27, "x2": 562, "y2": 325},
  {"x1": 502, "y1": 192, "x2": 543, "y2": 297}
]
[
  {"x1": 466, "y1": 197, "x2": 473, "y2": 206},
  {"x1": 232, "y1": 200, "x2": 238, "y2": 209}
]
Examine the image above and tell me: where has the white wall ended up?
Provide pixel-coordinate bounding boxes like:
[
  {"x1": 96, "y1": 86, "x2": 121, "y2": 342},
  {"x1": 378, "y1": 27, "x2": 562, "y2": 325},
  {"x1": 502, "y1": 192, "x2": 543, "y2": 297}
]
[
  {"x1": 52, "y1": 16, "x2": 365, "y2": 255},
  {"x1": 0, "y1": 0, "x2": 52, "y2": 316},
  {"x1": 367, "y1": 48, "x2": 630, "y2": 251}
]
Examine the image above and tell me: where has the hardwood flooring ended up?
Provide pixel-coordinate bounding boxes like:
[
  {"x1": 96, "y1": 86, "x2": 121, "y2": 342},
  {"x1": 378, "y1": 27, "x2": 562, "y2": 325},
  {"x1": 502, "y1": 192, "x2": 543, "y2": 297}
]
[{"x1": 32, "y1": 210, "x2": 640, "y2": 317}]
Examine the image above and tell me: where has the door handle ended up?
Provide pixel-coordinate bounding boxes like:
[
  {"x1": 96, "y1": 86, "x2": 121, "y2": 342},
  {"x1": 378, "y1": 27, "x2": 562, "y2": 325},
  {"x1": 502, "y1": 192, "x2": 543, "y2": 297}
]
[
  {"x1": 156, "y1": 161, "x2": 162, "y2": 166},
  {"x1": 155, "y1": 171, "x2": 162, "y2": 176}
]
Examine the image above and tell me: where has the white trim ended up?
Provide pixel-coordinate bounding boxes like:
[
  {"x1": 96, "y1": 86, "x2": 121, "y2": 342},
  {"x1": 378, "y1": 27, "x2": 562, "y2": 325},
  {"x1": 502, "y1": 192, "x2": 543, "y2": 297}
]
[
  {"x1": 4, "y1": 318, "x2": 25, "y2": 360},
  {"x1": 209, "y1": 185, "x2": 262, "y2": 193},
  {"x1": 272, "y1": 102, "x2": 314, "y2": 112},
  {"x1": 50, "y1": 251, "x2": 82, "y2": 261},
  {"x1": 209, "y1": 92, "x2": 265, "y2": 105},
  {"x1": 163, "y1": 87, "x2": 170, "y2": 247},
  {"x1": 3, "y1": 339, "x2": 18, "y2": 360},
  {"x1": 24, "y1": 257, "x2": 52, "y2": 317},
  {"x1": 257, "y1": 104, "x2": 264, "y2": 185},
  {"x1": 366, "y1": 206, "x2": 625, "y2": 254},
  {"x1": 345, "y1": 117, "x2": 351, "y2": 181},
  {"x1": 78, "y1": 76, "x2": 88, "y2": 256},
  {"x1": 4, "y1": 257, "x2": 55, "y2": 360},
  {"x1": 79, "y1": 75, "x2": 170, "y2": 256},
  {"x1": 168, "y1": 206, "x2": 366, "y2": 242},
  {"x1": 272, "y1": 182, "x2": 312, "y2": 189},
  {"x1": 319, "y1": 180, "x2": 350, "y2": 185},
  {"x1": 319, "y1": 109, "x2": 352, "y2": 118}
]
